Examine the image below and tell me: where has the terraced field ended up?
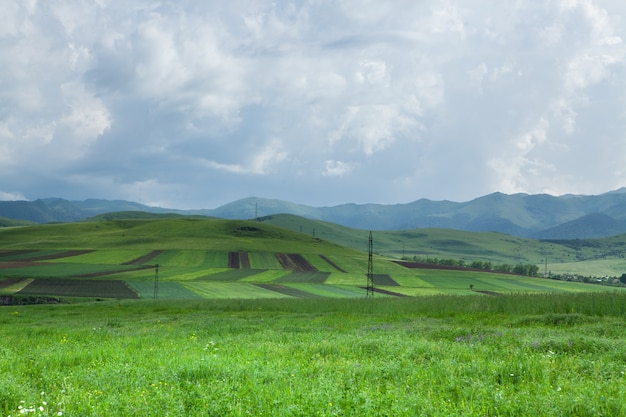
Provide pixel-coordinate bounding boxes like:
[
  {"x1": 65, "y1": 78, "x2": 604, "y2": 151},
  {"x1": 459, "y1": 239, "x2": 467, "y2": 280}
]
[
  {"x1": 1, "y1": 217, "x2": 624, "y2": 300},
  {"x1": 1, "y1": 246, "x2": 621, "y2": 300}
]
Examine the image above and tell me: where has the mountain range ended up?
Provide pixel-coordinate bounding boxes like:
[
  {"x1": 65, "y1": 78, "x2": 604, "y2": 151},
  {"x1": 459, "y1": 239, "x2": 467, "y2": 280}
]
[{"x1": 3, "y1": 188, "x2": 626, "y2": 239}]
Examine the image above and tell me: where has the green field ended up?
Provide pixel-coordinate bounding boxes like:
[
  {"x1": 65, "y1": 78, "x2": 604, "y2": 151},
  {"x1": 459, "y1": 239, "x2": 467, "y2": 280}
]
[
  {"x1": 1, "y1": 216, "x2": 625, "y2": 301},
  {"x1": 2, "y1": 294, "x2": 626, "y2": 416},
  {"x1": 2, "y1": 216, "x2": 626, "y2": 415},
  {"x1": 260, "y1": 214, "x2": 626, "y2": 272}
]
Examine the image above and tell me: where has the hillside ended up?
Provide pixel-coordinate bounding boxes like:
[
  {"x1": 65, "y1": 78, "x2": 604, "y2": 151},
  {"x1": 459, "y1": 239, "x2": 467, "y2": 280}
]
[
  {"x1": 258, "y1": 214, "x2": 626, "y2": 267},
  {"x1": 1, "y1": 215, "x2": 624, "y2": 301},
  {"x1": 3, "y1": 188, "x2": 626, "y2": 238},
  {"x1": 0, "y1": 216, "x2": 35, "y2": 227},
  {"x1": 0, "y1": 217, "x2": 357, "y2": 255}
]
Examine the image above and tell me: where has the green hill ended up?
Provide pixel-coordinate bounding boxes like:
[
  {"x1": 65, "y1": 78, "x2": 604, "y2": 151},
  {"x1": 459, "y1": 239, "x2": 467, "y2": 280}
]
[
  {"x1": 0, "y1": 217, "x2": 357, "y2": 255},
  {"x1": 257, "y1": 214, "x2": 599, "y2": 264},
  {"x1": 0, "y1": 216, "x2": 35, "y2": 227},
  {"x1": 1, "y1": 215, "x2": 624, "y2": 300}
]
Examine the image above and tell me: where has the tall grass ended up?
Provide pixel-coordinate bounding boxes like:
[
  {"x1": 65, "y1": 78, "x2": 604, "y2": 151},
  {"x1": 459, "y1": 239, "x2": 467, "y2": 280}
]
[
  {"x1": 165, "y1": 291, "x2": 626, "y2": 317},
  {"x1": 2, "y1": 292, "x2": 626, "y2": 416}
]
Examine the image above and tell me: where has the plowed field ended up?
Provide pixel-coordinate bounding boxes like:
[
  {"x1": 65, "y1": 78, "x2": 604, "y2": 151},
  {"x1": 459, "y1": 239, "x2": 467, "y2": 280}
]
[
  {"x1": 122, "y1": 250, "x2": 164, "y2": 265},
  {"x1": 319, "y1": 255, "x2": 347, "y2": 272},
  {"x1": 275, "y1": 254, "x2": 317, "y2": 272},
  {"x1": 228, "y1": 252, "x2": 251, "y2": 269}
]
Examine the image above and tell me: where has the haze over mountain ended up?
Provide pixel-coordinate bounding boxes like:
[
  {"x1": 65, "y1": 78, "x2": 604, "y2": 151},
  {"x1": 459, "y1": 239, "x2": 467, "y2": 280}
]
[{"x1": 3, "y1": 189, "x2": 626, "y2": 239}]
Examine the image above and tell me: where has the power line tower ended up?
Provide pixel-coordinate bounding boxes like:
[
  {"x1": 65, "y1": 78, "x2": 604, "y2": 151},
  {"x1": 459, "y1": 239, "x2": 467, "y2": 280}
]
[{"x1": 366, "y1": 231, "x2": 374, "y2": 297}]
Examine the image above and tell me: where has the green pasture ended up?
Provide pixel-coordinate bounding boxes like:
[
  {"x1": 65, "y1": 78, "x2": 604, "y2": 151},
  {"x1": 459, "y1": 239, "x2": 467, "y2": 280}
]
[
  {"x1": 284, "y1": 283, "x2": 367, "y2": 297},
  {"x1": 127, "y1": 281, "x2": 204, "y2": 299},
  {"x1": 0, "y1": 218, "x2": 359, "y2": 255},
  {"x1": 261, "y1": 214, "x2": 626, "y2": 272},
  {"x1": 247, "y1": 252, "x2": 282, "y2": 269},
  {"x1": 3, "y1": 294, "x2": 626, "y2": 416},
  {"x1": 239, "y1": 269, "x2": 291, "y2": 283},
  {"x1": 1, "y1": 217, "x2": 625, "y2": 301},
  {"x1": 547, "y1": 258, "x2": 626, "y2": 277},
  {"x1": 182, "y1": 282, "x2": 291, "y2": 299}
]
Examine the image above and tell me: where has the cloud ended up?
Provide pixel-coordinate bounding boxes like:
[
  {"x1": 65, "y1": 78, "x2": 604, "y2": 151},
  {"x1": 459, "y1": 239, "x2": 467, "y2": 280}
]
[
  {"x1": 323, "y1": 160, "x2": 353, "y2": 177},
  {"x1": 0, "y1": 191, "x2": 27, "y2": 201},
  {"x1": 1, "y1": 0, "x2": 625, "y2": 208}
]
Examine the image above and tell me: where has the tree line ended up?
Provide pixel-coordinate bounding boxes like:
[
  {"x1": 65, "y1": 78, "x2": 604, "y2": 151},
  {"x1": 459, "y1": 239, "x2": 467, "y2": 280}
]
[{"x1": 410, "y1": 256, "x2": 540, "y2": 277}]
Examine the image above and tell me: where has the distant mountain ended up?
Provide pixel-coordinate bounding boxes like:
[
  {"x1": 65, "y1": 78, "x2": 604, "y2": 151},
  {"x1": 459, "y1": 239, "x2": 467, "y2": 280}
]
[
  {"x1": 216, "y1": 190, "x2": 626, "y2": 238},
  {"x1": 532, "y1": 213, "x2": 626, "y2": 239},
  {"x1": 3, "y1": 188, "x2": 626, "y2": 238}
]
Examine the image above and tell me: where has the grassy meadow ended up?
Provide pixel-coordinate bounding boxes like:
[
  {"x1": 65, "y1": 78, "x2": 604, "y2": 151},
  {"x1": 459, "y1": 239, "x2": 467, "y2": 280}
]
[
  {"x1": 2, "y1": 294, "x2": 626, "y2": 416},
  {"x1": 2, "y1": 216, "x2": 626, "y2": 415}
]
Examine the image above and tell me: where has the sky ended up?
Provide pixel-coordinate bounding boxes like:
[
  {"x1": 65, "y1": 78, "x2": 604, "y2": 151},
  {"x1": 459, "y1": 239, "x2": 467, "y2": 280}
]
[{"x1": 1, "y1": 0, "x2": 626, "y2": 209}]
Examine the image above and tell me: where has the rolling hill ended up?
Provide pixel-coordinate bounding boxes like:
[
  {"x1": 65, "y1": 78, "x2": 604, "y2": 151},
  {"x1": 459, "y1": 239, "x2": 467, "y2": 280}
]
[
  {"x1": 3, "y1": 188, "x2": 626, "y2": 238},
  {"x1": 257, "y1": 213, "x2": 626, "y2": 267},
  {"x1": 1, "y1": 214, "x2": 625, "y2": 301}
]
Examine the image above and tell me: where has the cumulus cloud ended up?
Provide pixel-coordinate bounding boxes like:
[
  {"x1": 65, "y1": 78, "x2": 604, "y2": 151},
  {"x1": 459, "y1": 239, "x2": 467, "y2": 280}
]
[{"x1": 0, "y1": 0, "x2": 625, "y2": 208}]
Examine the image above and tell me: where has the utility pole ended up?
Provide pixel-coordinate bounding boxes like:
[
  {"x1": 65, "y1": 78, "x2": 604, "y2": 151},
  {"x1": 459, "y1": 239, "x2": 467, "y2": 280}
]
[{"x1": 367, "y1": 231, "x2": 374, "y2": 297}]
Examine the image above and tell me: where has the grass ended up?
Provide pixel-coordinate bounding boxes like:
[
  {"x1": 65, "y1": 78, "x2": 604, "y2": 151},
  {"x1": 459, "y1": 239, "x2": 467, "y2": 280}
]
[
  {"x1": 1, "y1": 217, "x2": 625, "y2": 302},
  {"x1": 126, "y1": 281, "x2": 205, "y2": 299},
  {"x1": 547, "y1": 258, "x2": 626, "y2": 277},
  {"x1": 260, "y1": 214, "x2": 626, "y2": 274},
  {"x1": 3, "y1": 214, "x2": 626, "y2": 415},
  {"x1": 2, "y1": 294, "x2": 626, "y2": 416},
  {"x1": 182, "y1": 282, "x2": 292, "y2": 299}
]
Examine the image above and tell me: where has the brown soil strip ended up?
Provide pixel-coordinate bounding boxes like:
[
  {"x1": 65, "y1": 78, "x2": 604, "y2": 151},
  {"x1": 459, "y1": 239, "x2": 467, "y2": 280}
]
[
  {"x1": 122, "y1": 250, "x2": 164, "y2": 265},
  {"x1": 361, "y1": 287, "x2": 408, "y2": 297},
  {"x1": 73, "y1": 265, "x2": 155, "y2": 278},
  {"x1": 275, "y1": 253, "x2": 292, "y2": 270},
  {"x1": 240, "y1": 252, "x2": 251, "y2": 269},
  {"x1": 228, "y1": 252, "x2": 240, "y2": 269},
  {"x1": 319, "y1": 255, "x2": 347, "y2": 272},
  {"x1": 254, "y1": 283, "x2": 320, "y2": 298},
  {"x1": 275, "y1": 254, "x2": 318, "y2": 272},
  {"x1": 0, "y1": 250, "x2": 38, "y2": 259}
]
